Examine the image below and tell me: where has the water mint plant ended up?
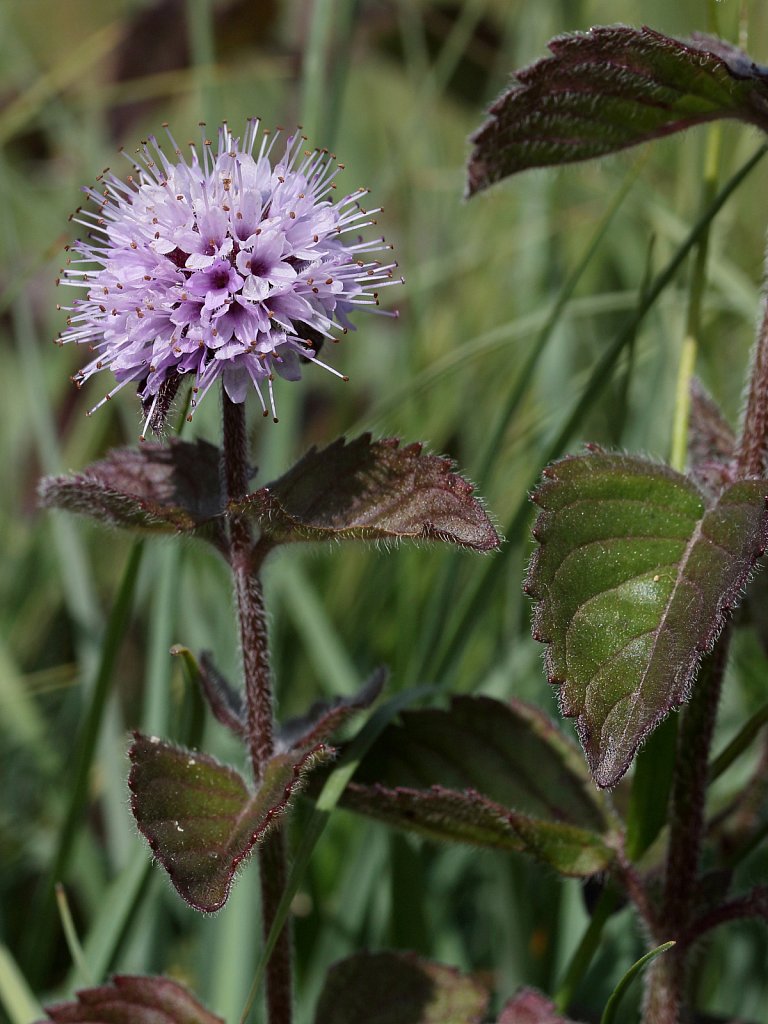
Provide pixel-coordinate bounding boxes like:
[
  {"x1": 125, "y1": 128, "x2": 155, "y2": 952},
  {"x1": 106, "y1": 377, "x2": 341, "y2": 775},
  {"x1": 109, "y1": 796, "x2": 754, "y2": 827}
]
[
  {"x1": 40, "y1": 115, "x2": 499, "y2": 1024},
  {"x1": 15, "y1": 10, "x2": 768, "y2": 1024}
]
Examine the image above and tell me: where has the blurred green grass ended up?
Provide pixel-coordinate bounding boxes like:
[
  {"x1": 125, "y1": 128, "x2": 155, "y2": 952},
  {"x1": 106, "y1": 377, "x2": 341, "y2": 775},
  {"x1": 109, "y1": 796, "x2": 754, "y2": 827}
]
[{"x1": 2, "y1": 1, "x2": 768, "y2": 1022}]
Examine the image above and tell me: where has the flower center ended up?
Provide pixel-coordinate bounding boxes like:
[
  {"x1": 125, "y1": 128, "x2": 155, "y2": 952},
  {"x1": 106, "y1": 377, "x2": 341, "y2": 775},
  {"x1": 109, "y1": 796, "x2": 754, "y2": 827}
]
[{"x1": 210, "y1": 266, "x2": 232, "y2": 289}]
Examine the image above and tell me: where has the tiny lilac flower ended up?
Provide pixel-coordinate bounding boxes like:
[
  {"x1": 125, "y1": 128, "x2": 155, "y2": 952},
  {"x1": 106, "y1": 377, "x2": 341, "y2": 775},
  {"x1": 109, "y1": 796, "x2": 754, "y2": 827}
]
[{"x1": 57, "y1": 119, "x2": 400, "y2": 436}]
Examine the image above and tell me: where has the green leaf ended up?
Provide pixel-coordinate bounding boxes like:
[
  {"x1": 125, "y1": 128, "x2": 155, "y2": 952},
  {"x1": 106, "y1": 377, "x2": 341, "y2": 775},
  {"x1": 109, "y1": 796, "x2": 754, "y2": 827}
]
[
  {"x1": 232, "y1": 434, "x2": 500, "y2": 551},
  {"x1": 38, "y1": 439, "x2": 226, "y2": 546},
  {"x1": 339, "y1": 696, "x2": 617, "y2": 876},
  {"x1": 313, "y1": 952, "x2": 489, "y2": 1024},
  {"x1": 467, "y1": 27, "x2": 768, "y2": 195},
  {"x1": 526, "y1": 452, "x2": 768, "y2": 787},
  {"x1": 35, "y1": 975, "x2": 223, "y2": 1024},
  {"x1": 498, "y1": 988, "x2": 581, "y2": 1023},
  {"x1": 128, "y1": 734, "x2": 332, "y2": 912}
]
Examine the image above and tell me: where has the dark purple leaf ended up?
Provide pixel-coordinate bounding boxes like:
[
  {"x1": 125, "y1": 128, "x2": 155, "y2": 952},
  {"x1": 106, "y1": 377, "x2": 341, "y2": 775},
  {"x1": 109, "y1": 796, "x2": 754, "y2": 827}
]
[
  {"x1": 197, "y1": 651, "x2": 245, "y2": 736},
  {"x1": 39, "y1": 439, "x2": 226, "y2": 546},
  {"x1": 36, "y1": 974, "x2": 223, "y2": 1024},
  {"x1": 339, "y1": 696, "x2": 616, "y2": 876},
  {"x1": 314, "y1": 952, "x2": 489, "y2": 1024},
  {"x1": 498, "y1": 988, "x2": 581, "y2": 1024},
  {"x1": 231, "y1": 434, "x2": 500, "y2": 552},
  {"x1": 467, "y1": 26, "x2": 768, "y2": 195},
  {"x1": 526, "y1": 451, "x2": 768, "y2": 787},
  {"x1": 128, "y1": 734, "x2": 332, "y2": 912},
  {"x1": 277, "y1": 667, "x2": 386, "y2": 753},
  {"x1": 170, "y1": 645, "x2": 241, "y2": 745},
  {"x1": 687, "y1": 378, "x2": 737, "y2": 494}
]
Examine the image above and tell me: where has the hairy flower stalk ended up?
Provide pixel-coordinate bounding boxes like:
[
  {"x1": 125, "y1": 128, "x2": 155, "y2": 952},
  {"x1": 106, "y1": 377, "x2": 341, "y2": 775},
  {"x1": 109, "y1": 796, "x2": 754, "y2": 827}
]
[
  {"x1": 221, "y1": 392, "x2": 290, "y2": 1024},
  {"x1": 57, "y1": 119, "x2": 400, "y2": 435}
]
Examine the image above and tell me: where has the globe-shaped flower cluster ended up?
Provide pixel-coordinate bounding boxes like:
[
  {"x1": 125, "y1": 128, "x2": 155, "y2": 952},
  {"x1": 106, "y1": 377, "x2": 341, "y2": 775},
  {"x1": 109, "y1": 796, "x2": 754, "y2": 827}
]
[{"x1": 58, "y1": 120, "x2": 399, "y2": 434}]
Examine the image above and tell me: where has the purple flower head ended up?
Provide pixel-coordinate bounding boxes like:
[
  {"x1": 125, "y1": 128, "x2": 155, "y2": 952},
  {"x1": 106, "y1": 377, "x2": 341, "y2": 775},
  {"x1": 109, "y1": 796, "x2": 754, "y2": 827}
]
[{"x1": 57, "y1": 119, "x2": 401, "y2": 436}]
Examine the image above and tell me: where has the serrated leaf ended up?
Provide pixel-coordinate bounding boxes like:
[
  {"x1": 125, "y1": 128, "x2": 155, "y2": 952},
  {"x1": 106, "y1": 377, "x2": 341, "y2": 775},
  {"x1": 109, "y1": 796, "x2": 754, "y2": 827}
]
[
  {"x1": 231, "y1": 434, "x2": 500, "y2": 551},
  {"x1": 128, "y1": 734, "x2": 332, "y2": 912},
  {"x1": 277, "y1": 667, "x2": 386, "y2": 753},
  {"x1": 467, "y1": 26, "x2": 768, "y2": 195},
  {"x1": 526, "y1": 452, "x2": 768, "y2": 788},
  {"x1": 39, "y1": 439, "x2": 226, "y2": 545},
  {"x1": 35, "y1": 974, "x2": 223, "y2": 1024},
  {"x1": 340, "y1": 696, "x2": 616, "y2": 876},
  {"x1": 498, "y1": 988, "x2": 581, "y2": 1024},
  {"x1": 314, "y1": 952, "x2": 489, "y2": 1024}
]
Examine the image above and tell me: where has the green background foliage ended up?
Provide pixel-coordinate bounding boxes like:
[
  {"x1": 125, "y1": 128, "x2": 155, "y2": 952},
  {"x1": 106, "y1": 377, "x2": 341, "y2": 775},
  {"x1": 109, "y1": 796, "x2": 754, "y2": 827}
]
[{"x1": 2, "y1": 1, "x2": 768, "y2": 1021}]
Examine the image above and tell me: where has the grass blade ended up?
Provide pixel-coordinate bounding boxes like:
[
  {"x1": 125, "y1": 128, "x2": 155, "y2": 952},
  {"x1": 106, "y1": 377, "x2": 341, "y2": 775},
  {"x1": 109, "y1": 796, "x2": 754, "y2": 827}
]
[
  {"x1": 64, "y1": 851, "x2": 151, "y2": 991},
  {"x1": 25, "y1": 542, "x2": 144, "y2": 983},
  {"x1": 600, "y1": 941, "x2": 675, "y2": 1024},
  {"x1": 0, "y1": 945, "x2": 43, "y2": 1024}
]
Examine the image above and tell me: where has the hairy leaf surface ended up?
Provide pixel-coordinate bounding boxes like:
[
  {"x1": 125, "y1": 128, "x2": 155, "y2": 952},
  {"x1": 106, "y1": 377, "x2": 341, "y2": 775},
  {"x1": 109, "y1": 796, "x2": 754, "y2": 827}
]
[
  {"x1": 314, "y1": 952, "x2": 488, "y2": 1024},
  {"x1": 526, "y1": 452, "x2": 768, "y2": 787},
  {"x1": 467, "y1": 26, "x2": 768, "y2": 194},
  {"x1": 39, "y1": 439, "x2": 225, "y2": 545},
  {"x1": 129, "y1": 734, "x2": 331, "y2": 912},
  {"x1": 35, "y1": 975, "x2": 223, "y2": 1024},
  {"x1": 232, "y1": 434, "x2": 500, "y2": 551},
  {"x1": 278, "y1": 667, "x2": 386, "y2": 753},
  {"x1": 340, "y1": 696, "x2": 616, "y2": 876}
]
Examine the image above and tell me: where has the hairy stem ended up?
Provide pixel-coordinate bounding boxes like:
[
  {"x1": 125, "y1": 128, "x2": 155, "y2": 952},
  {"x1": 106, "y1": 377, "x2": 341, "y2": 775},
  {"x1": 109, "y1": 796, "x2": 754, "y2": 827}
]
[
  {"x1": 222, "y1": 394, "x2": 274, "y2": 779},
  {"x1": 642, "y1": 947, "x2": 686, "y2": 1024},
  {"x1": 664, "y1": 642, "x2": 728, "y2": 931},
  {"x1": 684, "y1": 885, "x2": 768, "y2": 945},
  {"x1": 738, "y1": 294, "x2": 768, "y2": 476},
  {"x1": 643, "y1": 638, "x2": 730, "y2": 1022},
  {"x1": 221, "y1": 394, "x2": 290, "y2": 1024}
]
